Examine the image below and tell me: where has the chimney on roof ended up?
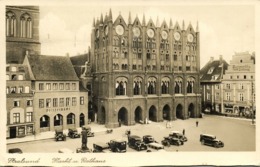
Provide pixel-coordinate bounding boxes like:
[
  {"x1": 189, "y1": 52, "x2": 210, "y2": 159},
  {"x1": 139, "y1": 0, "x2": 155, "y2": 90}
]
[
  {"x1": 210, "y1": 57, "x2": 214, "y2": 62},
  {"x1": 219, "y1": 55, "x2": 223, "y2": 65}
]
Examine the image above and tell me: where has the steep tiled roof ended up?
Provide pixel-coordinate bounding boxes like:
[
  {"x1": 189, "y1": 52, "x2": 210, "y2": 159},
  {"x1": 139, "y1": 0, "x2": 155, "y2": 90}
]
[
  {"x1": 200, "y1": 60, "x2": 228, "y2": 82},
  {"x1": 70, "y1": 54, "x2": 89, "y2": 66},
  {"x1": 26, "y1": 55, "x2": 79, "y2": 81}
]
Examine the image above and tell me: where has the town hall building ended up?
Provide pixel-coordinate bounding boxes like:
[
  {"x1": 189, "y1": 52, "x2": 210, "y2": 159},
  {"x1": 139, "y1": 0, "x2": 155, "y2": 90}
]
[{"x1": 90, "y1": 10, "x2": 202, "y2": 128}]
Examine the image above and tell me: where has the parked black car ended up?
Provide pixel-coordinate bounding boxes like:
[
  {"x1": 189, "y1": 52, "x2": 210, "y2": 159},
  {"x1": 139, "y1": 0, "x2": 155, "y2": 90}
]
[
  {"x1": 8, "y1": 148, "x2": 23, "y2": 153},
  {"x1": 161, "y1": 136, "x2": 183, "y2": 146},
  {"x1": 93, "y1": 142, "x2": 110, "y2": 153},
  {"x1": 82, "y1": 125, "x2": 95, "y2": 137},
  {"x1": 169, "y1": 131, "x2": 188, "y2": 142},
  {"x1": 143, "y1": 135, "x2": 158, "y2": 144},
  {"x1": 55, "y1": 129, "x2": 66, "y2": 141},
  {"x1": 128, "y1": 135, "x2": 147, "y2": 151},
  {"x1": 200, "y1": 134, "x2": 224, "y2": 148},
  {"x1": 68, "y1": 128, "x2": 81, "y2": 138},
  {"x1": 107, "y1": 139, "x2": 127, "y2": 153}
]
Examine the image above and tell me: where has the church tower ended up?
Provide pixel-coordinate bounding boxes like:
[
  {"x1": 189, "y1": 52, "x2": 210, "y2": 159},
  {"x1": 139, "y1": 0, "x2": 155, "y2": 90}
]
[
  {"x1": 6, "y1": 6, "x2": 41, "y2": 64},
  {"x1": 91, "y1": 10, "x2": 201, "y2": 128}
]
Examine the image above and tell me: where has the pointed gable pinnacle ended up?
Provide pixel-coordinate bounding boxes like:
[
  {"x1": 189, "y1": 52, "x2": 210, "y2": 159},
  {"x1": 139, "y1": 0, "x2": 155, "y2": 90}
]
[
  {"x1": 128, "y1": 11, "x2": 132, "y2": 24},
  {"x1": 182, "y1": 20, "x2": 185, "y2": 30},
  {"x1": 156, "y1": 16, "x2": 160, "y2": 27},
  {"x1": 142, "y1": 14, "x2": 146, "y2": 26},
  {"x1": 170, "y1": 18, "x2": 173, "y2": 29},
  {"x1": 92, "y1": 18, "x2": 95, "y2": 27},
  {"x1": 196, "y1": 21, "x2": 199, "y2": 32},
  {"x1": 109, "y1": 8, "x2": 113, "y2": 21},
  {"x1": 104, "y1": 13, "x2": 108, "y2": 22},
  {"x1": 100, "y1": 13, "x2": 103, "y2": 24}
]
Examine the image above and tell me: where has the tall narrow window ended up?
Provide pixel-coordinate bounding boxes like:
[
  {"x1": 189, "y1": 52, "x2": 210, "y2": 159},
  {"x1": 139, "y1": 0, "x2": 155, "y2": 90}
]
[
  {"x1": 53, "y1": 98, "x2": 58, "y2": 107},
  {"x1": 72, "y1": 97, "x2": 77, "y2": 106},
  {"x1": 13, "y1": 113, "x2": 20, "y2": 123},
  {"x1": 80, "y1": 97, "x2": 84, "y2": 105},
  {"x1": 26, "y1": 112, "x2": 33, "y2": 122},
  {"x1": 6, "y1": 11, "x2": 16, "y2": 37},
  {"x1": 46, "y1": 98, "x2": 51, "y2": 108},
  {"x1": 66, "y1": 98, "x2": 70, "y2": 106},
  {"x1": 20, "y1": 13, "x2": 32, "y2": 38},
  {"x1": 39, "y1": 99, "x2": 44, "y2": 108},
  {"x1": 59, "y1": 98, "x2": 64, "y2": 107}
]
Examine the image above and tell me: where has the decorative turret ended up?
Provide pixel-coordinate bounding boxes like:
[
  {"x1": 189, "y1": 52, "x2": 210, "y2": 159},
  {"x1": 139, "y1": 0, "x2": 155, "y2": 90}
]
[
  {"x1": 169, "y1": 18, "x2": 173, "y2": 29},
  {"x1": 182, "y1": 20, "x2": 185, "y2": 30},
  {"x1": 100, "y1": 13, "x2": 103, "y2": 25},
  {"x1": 156, "y1": 16, "x2": 160, "y2": 27},
  {"x1": 128, "y1": 11, "x2": 132, "y2": 24},
  {"x1": 142, "y1": 13, "x2": 146, "y2": 26},
  {"x1": 104, "y1": 13, "x2": 108, "y2": 22},
  {"x1": 108, "y1": 8, "x2": 112, "y2": 21}
]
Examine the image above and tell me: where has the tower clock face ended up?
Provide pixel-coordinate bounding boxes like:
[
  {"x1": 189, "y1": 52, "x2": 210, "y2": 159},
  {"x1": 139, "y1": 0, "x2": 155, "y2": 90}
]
[
  {"x1": 161, "y1": 31, "x2": 168, "y2": 39},
  {"x1": 187, "y1": 33, "x2": 194, "y2": 42},
  {"x1": 174, "y1": 32, "x2": 181, "y2": 41},
  {"x1": 105, "y1": 26, "x2": 108, "y2": 35},
  {"x1": 96, "y1": 29, "x2": 99, "y2": 38},
  {"x1": 133, "y1": 27, "x2": 141, "y2": 37},
  {"x1": 147, "y1": 28, "x2": 155, "y2": 38},
  {"x1": 115, "y1": 25, "x2": 124, "y2": 35}
]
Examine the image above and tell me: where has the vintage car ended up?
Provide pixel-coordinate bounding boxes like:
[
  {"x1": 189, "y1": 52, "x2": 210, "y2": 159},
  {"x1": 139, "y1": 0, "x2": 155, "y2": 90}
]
[
  {"x1": 93, "y1": 142, "x2": 110, "y2": 153},
  {"x1": 143, "y1": 135, "x2": 158, "y2": 144},
  {"x1": 55, "y1": 129, "x2": 66, "y2": 141},
  {"x1": 8, "y1": 148, "x2": 23, "y2": 154},
  {"x1": 128, "y1": 135, "x2": 147, "y2": 151},
  {"x1": 76, "y1": 147, "x2": 92, "y2": 153},
  {"x1": 107, "y1": 139, "x2": 127, "y2": 153},
  {"x1": 68, "y1": 128, "x2": 81, "y2": 138},
  {"x1": 58, "y1": 148, "x2": 74, "y2": 153},
  {"x1": 82, "y1": 125, "x2": 94, "y2": 137},
  {"x1": 169, "y1": 131, "x2": 188, "y2": 142},
  {"x1": 161, "y1": 136, "x2": 183, "y2": 146},
  {"x1": 200, "y1": 134, "x2": 224, "y2": 148},
  {"x1": 146, "y1": 142, "x2": 166, "y2": 152}
]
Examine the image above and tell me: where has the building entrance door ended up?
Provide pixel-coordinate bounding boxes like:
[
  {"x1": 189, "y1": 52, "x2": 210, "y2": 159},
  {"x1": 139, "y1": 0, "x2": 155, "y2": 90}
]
[{"x1": 9, "y1": 127, "x2": 16, "y2": 138}]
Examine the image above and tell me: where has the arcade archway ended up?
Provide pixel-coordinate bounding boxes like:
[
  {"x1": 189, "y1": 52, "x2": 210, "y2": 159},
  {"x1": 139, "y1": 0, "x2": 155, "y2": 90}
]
[
  {"x1": 149, "y1": 105, "x2": 157, "y2": 122},
  {"x1": 134, "y1": 106, "x2": 142, "y2": 123},
  {"x1": 188, "y1": 103, "x2": 195, "y2": 118},
  {"x1": 163, "y1": 105, "x2": 171, "y2": 120},
  {"x1": 176, "y1": 104, "x2": 183, "y2": 119},
  {"x1": 118, "y1": 107, "x2": 128, "y2": 125},
  {"x1": 100, "y1": 106, "x2": 106, "y2": 124}
]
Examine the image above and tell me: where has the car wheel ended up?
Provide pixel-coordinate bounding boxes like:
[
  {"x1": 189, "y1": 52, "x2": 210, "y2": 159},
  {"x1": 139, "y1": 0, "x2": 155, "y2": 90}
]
[
  {"x1": 201, "y1": 139, "x2": 205, "y2": 145},
  {"x1": 214, "y1": 143, "x2": 218, "y2": 148}
]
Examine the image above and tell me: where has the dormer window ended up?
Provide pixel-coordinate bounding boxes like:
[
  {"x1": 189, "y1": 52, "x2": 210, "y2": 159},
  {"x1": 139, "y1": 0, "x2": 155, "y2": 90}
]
[{"x1": 207, "y1": 67, "x2": 214, "y2": 74}]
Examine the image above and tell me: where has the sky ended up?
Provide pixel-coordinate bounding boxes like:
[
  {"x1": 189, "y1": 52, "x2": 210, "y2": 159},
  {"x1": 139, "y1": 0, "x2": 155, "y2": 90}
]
[{"x1": 39, "y1": 1, "x2": 255, "y2": 68}]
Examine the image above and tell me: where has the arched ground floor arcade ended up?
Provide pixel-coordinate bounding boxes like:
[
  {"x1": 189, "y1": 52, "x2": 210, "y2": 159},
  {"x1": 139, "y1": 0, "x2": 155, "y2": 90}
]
[{"x1": 95, "y1": 96, "x2": 201, "y2": 128}]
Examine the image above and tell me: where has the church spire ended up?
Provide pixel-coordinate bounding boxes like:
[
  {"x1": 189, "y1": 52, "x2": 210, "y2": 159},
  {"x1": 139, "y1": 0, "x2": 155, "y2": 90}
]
[
  {"x1": 128, "y1": 11, "x2": 132, "y2": 24},
  {"x1": 156, "y1": 16, "x2": 160, "y2": 27},
  {"x1": 142, "y1": 13, "x2": 146, "y2": 26}
]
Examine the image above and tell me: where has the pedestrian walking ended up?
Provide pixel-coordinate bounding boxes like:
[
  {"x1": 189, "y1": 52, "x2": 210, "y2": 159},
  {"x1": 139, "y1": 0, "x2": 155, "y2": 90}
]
[
  {"x1": 196, "y1": 120, "x2": 199, "y2": 127},
  {"x1": 182, "y1": 129, "x2": 185, "y2": 136},
  {"x1": 119, "y1": 119, "x2": 121, "y2": 127}
]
